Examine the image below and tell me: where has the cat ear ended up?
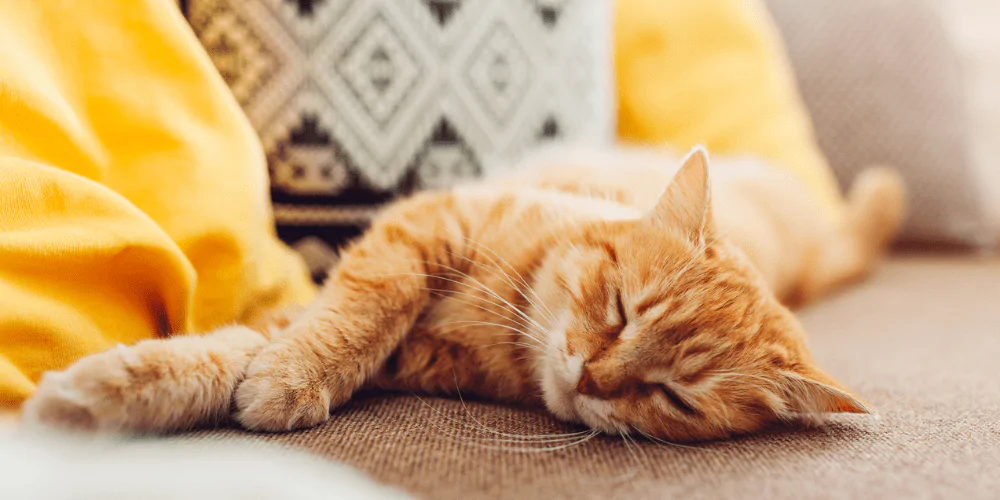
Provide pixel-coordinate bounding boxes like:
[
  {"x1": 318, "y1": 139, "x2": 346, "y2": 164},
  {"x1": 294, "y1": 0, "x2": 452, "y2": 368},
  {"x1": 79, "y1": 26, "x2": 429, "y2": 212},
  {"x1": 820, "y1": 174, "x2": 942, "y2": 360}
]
[
  {"x1": 647, "y1": 146, "x2": 713, "y2": 243},
  {"x1": 777, "y1": 367, "x2": 876, "y2": 417}
]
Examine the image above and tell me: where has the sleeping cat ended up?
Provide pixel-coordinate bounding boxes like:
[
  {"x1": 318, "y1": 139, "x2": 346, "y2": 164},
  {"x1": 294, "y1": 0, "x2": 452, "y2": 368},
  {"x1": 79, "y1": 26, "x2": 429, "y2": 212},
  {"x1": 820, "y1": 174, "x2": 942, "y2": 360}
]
[{"x1": 22, "y1": 146, "x2": 905, "y2": 442}]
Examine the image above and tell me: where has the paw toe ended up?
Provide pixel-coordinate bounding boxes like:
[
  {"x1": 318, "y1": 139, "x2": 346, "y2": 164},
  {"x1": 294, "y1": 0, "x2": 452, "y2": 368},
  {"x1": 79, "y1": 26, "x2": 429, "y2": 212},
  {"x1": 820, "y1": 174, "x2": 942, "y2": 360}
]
[
  {"x1": 22, "y1": 372, "x2": 101, "y2": 432},
  {"x1": 234, "y1": 372, "x2": 331, "y2": 432}
]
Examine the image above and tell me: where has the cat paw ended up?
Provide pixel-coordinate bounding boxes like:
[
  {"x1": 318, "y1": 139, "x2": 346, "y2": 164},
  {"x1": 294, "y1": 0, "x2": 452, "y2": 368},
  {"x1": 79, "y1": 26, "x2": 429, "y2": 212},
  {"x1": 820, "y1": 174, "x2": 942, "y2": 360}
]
[
  {"x1": 22, "y1": 345, "x2": 135, "y2": 432},
  {"x1": 22, "y1": 327, "x2": 259, "y2": 434},
  {"x1": 234, "y1": 341, "x2": 353, "y2": 432}
]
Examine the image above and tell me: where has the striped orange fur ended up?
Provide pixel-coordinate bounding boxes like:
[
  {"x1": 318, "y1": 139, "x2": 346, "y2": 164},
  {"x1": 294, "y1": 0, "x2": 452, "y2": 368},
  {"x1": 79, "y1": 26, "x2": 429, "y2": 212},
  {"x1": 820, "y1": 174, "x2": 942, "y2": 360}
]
[{"x1": 24, "y1": 146, "x2": 905, "y2": 442}]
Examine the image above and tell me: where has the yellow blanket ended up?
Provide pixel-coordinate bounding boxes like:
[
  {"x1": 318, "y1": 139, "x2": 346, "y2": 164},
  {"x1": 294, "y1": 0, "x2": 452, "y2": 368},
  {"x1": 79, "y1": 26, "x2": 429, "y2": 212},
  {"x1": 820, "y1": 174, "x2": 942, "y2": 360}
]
[{"x1": 0, "y1": 1, "x2": 314, "y2": 405}]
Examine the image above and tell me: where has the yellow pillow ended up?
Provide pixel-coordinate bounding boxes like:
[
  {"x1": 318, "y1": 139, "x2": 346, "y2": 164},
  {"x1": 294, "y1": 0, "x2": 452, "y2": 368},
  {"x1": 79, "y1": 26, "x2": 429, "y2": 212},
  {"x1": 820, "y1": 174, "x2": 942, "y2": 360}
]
[
  {"x1": 0, "y1": 1, "x2": 314, "y2": 405},
  {"x1": 616, "y1": 0, "x2": 843, "y2": 219}
]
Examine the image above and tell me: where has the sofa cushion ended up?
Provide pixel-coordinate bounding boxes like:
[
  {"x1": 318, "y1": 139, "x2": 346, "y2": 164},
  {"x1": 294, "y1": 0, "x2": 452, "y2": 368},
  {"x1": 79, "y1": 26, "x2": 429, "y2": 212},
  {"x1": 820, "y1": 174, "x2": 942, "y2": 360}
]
[
  {"x1": 767, "y1": 0, "x2": 995, "y2": 248},
  {"x1": 185, "y1": 257, "x2": 1000, "y2": 498},
  {"x1": 930, "y1": 0, "x2": 1000, "y2": 243},
  {"x1": 615, "y1": 0, "x2": 844, "y2": 221}
]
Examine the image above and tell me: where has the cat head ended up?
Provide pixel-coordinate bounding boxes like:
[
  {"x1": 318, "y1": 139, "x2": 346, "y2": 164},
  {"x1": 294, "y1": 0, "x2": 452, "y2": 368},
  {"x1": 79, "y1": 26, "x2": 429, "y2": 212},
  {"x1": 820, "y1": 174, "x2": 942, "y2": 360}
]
[{"x1": 532, "y1": 148, "x2": 873, "y2": 442}]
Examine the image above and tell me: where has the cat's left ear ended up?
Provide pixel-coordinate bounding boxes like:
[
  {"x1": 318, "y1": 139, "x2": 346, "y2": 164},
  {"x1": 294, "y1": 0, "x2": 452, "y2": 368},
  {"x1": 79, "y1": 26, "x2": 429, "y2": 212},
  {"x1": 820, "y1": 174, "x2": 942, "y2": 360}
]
[
  {"x1": 647, "y1": 146, "x2": 713, "y2": 244},
  {"x1": 777, "y1": 366, "x2": 876, "y2": 417}
]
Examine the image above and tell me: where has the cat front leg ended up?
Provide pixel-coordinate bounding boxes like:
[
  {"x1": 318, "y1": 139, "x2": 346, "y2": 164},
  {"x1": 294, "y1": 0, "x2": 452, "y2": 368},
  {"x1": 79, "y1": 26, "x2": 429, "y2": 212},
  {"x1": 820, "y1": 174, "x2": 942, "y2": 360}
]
[
  {"x1": 21, "y1": 308, "x2": 301, "y2": 433},
  {"x1": 234, "y1": 192, "x2": 460, "y2": 432},
  {"x1": 21, "y1": 326, "x2": 269, "y2": 433}
]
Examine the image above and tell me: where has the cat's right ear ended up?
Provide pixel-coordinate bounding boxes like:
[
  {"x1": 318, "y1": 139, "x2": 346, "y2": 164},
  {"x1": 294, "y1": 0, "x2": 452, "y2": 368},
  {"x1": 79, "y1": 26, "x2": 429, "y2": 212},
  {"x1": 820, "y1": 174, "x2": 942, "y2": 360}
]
[
  {"x1": 776, "y1": 367, "x2": 876, "y2": 417},
  {"x1": 646, "y1": 147, "x2": 713, "y2": 244}
]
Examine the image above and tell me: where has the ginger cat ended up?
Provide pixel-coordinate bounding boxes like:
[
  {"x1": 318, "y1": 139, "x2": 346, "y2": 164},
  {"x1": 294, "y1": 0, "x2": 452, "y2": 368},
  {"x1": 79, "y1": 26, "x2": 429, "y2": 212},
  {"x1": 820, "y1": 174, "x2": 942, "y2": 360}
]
[{"x1": 23, "y1": 146, "x2": 905, "y2": 442}]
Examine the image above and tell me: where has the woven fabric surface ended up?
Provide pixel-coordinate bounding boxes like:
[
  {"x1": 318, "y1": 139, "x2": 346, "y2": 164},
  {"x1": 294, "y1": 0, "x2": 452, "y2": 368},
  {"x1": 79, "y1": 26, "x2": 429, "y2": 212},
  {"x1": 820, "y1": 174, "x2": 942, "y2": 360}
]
[
  {"x1": 184, "y1": 257, "x2": 1000, "y2": 499},
  {"x1": 767, "y1": 0, "x2": 994, "y2": 247}
]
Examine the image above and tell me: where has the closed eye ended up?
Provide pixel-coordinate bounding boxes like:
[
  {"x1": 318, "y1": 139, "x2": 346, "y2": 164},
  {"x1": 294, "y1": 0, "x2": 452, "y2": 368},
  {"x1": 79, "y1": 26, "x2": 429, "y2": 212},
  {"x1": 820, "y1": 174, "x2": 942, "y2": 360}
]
[
  {"x1": 656, "y1": 384, "x2": 699, "y2": 416},
  {"x1": 615, "y1": 291, "x2": 627, "y2": 324},
  {"x1": 597, "y1": 292, "x2": 628, "y2": 342}
]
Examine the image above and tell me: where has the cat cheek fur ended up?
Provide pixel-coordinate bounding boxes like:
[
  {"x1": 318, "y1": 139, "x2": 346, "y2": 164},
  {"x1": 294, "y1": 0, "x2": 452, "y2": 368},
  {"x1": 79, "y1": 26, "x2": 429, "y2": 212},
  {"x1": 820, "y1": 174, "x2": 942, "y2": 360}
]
[
  {"x1": 537, "y1": 282, "x2": 631, "y2": 432},
  {"x1": 532, "y1": 288, "x2": 612, "y2": 429},
  {"x1": 536, "y1": 320, "x2": 581, "y2": 423},
  {"x1": 530, "y1": 249, "x2": 594, "y2": 423},
  {"x1": 537, "y1": 335, "x2": 620, "y2": 433}
]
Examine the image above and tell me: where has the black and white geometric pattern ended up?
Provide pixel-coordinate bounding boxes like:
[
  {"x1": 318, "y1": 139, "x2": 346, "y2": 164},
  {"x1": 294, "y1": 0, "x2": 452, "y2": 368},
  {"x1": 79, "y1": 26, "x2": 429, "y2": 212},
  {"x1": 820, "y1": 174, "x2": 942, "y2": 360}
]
[{"x1": 183, "y1": 0, "x2": 613, "y2": 280}]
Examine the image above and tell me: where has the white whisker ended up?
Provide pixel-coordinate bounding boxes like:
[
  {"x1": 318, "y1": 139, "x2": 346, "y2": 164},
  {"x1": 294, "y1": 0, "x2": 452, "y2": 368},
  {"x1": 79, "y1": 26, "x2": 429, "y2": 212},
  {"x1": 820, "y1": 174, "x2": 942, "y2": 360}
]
[
  {"x1": 449, "y1": 252, "x2": 556, "y2": 326},
  {"x1": 635, "y1": 427, "x2": 720, "y2": 453},
  {"x1": 453, "y1": 235, "x2": 558, "y2": 325},
  {"x1": 369, "y1": 269, "x2": 549, "y2": 337},
  {"x1": 411, "y1": 393, "x2": 591, "y2": 442},
  {"x1": 434, "y1": 319, "x2": 545, "y2": 346},
  {"x1": 476, "y1": 341, "x2": 545, "y2": 354},
  {"x1": 420, "y1": 265, "x2": 551, "y2": 336},
  {"x1": 423, "y1": 288, "x2": 547, "y2": 341},
  {"x1": 385, "y1": 224, "x2": 558, "y2": 327}
]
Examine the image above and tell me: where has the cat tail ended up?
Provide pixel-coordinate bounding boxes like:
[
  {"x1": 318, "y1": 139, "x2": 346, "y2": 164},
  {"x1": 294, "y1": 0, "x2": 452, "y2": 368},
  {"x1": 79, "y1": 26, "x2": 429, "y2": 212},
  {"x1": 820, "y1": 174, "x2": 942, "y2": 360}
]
[
  {"x1": 795, "y1": 167, "x2": 907, "y2": 305},
  {"x1": 842, "y1": 166, "x2": 908, "y2": 261}
]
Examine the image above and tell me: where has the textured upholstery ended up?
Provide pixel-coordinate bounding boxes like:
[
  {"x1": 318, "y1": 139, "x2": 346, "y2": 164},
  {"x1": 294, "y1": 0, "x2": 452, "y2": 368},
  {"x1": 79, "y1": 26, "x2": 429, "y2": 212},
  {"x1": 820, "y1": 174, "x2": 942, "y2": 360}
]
[{"x1": 187, "y1": 257, "x2": 1000, "y2": 499}]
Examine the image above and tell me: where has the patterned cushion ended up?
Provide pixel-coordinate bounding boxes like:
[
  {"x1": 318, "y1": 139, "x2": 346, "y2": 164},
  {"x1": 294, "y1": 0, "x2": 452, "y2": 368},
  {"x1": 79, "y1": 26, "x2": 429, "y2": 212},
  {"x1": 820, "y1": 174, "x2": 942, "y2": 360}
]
[{"x1": 181, "y1": 0, "x2": 614, "y2": 280}]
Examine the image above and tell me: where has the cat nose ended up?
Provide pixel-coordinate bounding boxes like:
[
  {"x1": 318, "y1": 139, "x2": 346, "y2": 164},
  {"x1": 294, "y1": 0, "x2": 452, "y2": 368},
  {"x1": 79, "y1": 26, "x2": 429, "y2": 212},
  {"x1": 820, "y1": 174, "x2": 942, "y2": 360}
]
[{"x1": 576, "y1": 368, "x2": 602, "y2": 398}]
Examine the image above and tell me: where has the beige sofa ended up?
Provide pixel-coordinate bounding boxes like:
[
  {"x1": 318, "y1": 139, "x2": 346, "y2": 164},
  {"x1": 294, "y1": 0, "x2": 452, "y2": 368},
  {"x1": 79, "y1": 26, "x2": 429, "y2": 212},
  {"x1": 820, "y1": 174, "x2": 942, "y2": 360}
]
[
  {"x1": 177, "y1": 3, "x2": 1000, "y2": 498},
  {"x1": 184, "y1": 256, "x2": 999, "y2": 498}
]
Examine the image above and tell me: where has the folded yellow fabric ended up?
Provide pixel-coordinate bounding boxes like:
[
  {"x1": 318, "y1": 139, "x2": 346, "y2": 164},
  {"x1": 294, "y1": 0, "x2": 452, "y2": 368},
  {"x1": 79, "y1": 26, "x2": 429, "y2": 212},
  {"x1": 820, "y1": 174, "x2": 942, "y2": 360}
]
[
  {"x1": 616, "y1": 0, "x2": 844, "y2": 219},
  {"x1": 0, "y1": 0, "x2": 314, "y2": 405}
]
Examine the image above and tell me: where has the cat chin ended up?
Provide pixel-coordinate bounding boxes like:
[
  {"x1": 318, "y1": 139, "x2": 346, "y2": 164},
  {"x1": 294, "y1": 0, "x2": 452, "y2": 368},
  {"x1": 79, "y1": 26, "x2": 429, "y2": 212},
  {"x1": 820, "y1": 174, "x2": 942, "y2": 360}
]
[
  {"x1": 572, "y1": 397, "x2": 619, "y2": 434},
  {"x1": 535, "y1": 352, "x2": 620, "y2": 434},
  {"x1": 533, "y1": 318, "x2": 621, "y2": 433},
  {"x1": 536, "y1": 357, "x2": 580, "y2": 423},
  {"x1": 538, "y1": 381, "x2": 619, "y2": 434}
]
